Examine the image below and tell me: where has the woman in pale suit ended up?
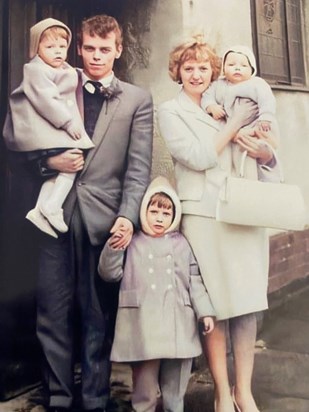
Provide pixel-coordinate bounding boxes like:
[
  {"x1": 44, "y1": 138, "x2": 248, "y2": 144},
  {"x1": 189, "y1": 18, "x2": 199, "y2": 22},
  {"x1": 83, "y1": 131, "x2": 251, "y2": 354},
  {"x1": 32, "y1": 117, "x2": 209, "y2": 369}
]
[{"x1": 158, "y1": 36, "x2": 279, "y2": 412}]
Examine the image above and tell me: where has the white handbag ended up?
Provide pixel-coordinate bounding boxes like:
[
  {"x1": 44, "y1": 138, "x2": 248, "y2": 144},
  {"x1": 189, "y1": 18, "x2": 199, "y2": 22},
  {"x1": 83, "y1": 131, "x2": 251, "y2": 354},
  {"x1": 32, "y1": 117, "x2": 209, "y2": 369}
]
[{"x1": 216, "y1": 150, "x2": 308, "y2": 231}]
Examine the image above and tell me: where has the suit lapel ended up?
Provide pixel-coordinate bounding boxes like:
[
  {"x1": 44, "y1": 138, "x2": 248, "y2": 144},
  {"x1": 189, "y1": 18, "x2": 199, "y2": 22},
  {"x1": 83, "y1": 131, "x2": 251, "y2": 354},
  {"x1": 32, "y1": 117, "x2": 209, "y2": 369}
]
[
  {"x1": 81, "y1": 77, "x2": 123, "y2": 174},
  {"x1": 76, "y1": 69, "x2": 84, "y2": 120}
]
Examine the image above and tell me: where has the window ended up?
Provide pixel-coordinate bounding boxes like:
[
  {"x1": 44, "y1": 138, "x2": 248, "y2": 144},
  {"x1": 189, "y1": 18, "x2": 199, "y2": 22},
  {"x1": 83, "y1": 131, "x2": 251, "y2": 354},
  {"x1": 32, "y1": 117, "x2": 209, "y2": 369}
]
[{"x1": 251, "y1": 0, "x2": 306, "y2": 86}]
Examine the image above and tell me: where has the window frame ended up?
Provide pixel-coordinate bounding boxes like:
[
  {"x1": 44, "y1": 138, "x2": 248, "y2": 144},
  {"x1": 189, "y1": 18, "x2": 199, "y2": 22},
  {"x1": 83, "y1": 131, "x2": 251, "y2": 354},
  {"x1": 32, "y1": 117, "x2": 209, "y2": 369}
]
[{"x1": 251, "y1": 0, "x2": 307, "y2": 88}]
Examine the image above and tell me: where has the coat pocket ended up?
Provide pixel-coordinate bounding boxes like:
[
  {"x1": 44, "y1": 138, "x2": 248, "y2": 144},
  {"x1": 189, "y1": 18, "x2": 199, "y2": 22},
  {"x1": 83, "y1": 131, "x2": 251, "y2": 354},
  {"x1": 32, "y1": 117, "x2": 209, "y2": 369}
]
[
  {"x1": 182, "y1": 292, "x2": 192, "y2": 307},
  {"x1": 174, "y1": 164, "x2": 204, "y2": 201},
  {"x1": 119, "y1": 290, "x2": 140, "y2": 308}
]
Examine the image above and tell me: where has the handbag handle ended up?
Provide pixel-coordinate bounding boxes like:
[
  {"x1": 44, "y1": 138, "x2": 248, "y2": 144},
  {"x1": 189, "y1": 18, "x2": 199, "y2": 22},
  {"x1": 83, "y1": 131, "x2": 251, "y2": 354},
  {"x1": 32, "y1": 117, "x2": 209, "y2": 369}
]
[{"x1": 239, "y1": 142, "x2": 284, "y2": 182}]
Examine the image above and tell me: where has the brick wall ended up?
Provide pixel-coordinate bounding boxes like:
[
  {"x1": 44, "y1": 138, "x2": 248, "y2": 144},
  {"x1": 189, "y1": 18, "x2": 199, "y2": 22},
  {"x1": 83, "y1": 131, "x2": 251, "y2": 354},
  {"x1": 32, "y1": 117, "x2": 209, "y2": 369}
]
[{"x1": 268, "y1": 229, "x2": 309, "y2": 294}]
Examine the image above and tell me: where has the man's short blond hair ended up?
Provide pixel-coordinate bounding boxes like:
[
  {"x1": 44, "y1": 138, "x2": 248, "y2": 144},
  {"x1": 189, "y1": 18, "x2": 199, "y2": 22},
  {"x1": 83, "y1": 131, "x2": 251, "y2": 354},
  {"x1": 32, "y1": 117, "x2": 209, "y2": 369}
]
[
  {"x1": 169, "y1": 35, "x2": 221, "y2": 84},
  {"x1": 77, "y1": 14, "x2": 123, "y2": 49}
]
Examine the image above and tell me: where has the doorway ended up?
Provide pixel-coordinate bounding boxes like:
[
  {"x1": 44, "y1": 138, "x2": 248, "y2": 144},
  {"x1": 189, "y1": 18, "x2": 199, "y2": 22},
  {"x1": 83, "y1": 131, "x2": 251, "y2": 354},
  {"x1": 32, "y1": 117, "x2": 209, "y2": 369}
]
[{"x1": 0, "y1": 0, "x2": 156, "y2": 399}]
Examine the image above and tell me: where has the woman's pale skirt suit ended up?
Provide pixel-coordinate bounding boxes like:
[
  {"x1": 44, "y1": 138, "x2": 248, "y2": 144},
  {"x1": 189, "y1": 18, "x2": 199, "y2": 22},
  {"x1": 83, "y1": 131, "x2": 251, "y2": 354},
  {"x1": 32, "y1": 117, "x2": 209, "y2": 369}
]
[{"x1": 158, "y1": 90, "x2": 274, "y2": 320}]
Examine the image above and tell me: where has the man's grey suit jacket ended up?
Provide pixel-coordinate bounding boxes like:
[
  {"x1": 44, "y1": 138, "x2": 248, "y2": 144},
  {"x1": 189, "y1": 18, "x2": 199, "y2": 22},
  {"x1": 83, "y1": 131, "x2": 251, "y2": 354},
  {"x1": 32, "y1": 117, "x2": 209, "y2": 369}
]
[{"x1": 64, "y1": 72, "x2": 154, "y2": 246}]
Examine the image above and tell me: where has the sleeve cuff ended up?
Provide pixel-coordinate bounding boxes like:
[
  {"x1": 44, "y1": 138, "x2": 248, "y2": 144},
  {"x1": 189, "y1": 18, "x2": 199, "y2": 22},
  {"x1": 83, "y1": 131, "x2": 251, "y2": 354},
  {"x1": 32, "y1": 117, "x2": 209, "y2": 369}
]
[{"x1": 38, "y1": 158, "x2": 58, "y2": 178}]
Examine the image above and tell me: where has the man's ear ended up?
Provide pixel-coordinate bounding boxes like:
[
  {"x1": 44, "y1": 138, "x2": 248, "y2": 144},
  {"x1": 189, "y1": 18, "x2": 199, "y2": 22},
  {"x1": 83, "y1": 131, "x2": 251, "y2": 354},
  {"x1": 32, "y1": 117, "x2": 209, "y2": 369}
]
[{"x1": 116, "y1": 45, "x2": 123, "y2": 59}]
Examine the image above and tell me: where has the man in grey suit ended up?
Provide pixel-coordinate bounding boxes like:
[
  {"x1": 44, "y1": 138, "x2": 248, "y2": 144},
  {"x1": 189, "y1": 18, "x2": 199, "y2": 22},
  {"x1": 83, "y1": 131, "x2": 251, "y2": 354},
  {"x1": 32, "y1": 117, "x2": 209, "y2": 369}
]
[{"x1": 34, "y1": 15, "x2": 153, "y2": 412}]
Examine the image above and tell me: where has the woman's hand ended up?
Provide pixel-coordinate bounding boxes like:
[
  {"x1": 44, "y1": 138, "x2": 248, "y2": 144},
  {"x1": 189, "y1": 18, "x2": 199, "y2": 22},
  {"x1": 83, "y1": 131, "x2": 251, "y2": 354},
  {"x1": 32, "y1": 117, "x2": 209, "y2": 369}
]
[
  {"x1": 235, "y1": 130, "x2": 274, "y2": 164},
  {"x1": 254, "y1": 127, "x2": 279, "y2": 149},
  {"x1": 227, "y1": 98, "x2": 259, "y2": 132},
  {"x1": 216, "y1": 99, "x2": 259, "y2": 154}
]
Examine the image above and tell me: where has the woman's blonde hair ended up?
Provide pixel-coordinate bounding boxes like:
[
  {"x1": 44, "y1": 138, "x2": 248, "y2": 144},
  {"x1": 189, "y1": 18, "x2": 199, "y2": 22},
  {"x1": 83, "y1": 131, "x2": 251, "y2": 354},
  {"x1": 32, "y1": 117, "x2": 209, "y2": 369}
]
[{"x1": 169, "y1": 34, "x2": 221, "y2": 84}]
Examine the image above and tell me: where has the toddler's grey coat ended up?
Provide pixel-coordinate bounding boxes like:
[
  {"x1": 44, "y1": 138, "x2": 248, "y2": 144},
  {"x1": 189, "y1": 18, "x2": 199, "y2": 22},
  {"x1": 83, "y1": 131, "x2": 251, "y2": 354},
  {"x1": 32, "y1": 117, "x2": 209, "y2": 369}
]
[{"x1": 3, "y1": 55, "x2": 93, "y2": 151}]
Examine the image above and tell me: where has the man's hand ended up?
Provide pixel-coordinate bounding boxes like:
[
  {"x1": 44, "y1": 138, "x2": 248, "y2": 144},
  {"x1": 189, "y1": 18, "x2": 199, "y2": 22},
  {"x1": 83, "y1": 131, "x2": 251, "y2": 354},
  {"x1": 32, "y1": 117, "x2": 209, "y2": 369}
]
[
  {"x1": 46, "y1": 149, "x2": 85, "y2": 173},
  {"x1": 109, "y1": 217, "x2": 134, "y2": 249}
]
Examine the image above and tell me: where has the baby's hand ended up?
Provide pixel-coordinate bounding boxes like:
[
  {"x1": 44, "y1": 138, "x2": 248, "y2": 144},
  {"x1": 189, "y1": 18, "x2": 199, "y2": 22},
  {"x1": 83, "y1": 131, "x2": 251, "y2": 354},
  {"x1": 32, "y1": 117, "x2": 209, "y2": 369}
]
[
  {"x1": 200, "y1": 316, "x2": 215, "y2": 335},
  {"x1": 207, "y1": 104, "x2": 226, "y2": 120},
  {"x1": 258, "y1": 120, "x2": 272, "y2": 132},
  {"x1": 66, "y1": 121, "x2": 82, "y2": 140}
]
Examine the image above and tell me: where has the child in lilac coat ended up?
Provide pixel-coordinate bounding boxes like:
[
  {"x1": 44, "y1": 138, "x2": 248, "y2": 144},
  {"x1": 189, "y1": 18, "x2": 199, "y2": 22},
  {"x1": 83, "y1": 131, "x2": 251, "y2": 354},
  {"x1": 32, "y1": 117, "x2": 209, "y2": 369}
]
[{"x1": 98, "y1": 176, "x2": 215, "y2": 412}]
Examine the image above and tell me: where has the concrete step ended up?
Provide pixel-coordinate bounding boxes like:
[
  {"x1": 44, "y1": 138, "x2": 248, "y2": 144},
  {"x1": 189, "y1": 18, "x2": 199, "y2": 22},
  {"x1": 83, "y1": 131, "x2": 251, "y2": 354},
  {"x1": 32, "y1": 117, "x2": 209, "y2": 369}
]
[
  {"x1": 253, "y1": 348, "x2": 309, "y2": 408},
  {"x1": 259, "y1": 316, "x2": 309, "y2": 354},
  {"x1": 2, "y1": 287, "x2": 309, "y2": 412}
]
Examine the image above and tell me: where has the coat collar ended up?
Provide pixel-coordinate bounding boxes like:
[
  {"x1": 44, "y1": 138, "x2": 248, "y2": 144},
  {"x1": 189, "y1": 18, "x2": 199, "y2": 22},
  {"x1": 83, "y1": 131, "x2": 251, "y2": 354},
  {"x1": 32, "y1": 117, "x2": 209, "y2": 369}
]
[
  {"x1": 176, "y1": 88, "x2": 221, "y2": 130},
  {"x1": 76, "y1": 68, "x2": 123, "y2": 95},
  {"x1": 177, "y1": 88, "x2": 202, "y2": 113}
]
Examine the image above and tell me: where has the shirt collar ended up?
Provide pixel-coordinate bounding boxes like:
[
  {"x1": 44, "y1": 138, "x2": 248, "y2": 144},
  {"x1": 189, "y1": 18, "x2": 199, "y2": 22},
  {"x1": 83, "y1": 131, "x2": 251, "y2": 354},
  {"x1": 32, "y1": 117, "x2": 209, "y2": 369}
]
[{"x1": 81, "y1": 71, "x2": 114, "y2": 88}]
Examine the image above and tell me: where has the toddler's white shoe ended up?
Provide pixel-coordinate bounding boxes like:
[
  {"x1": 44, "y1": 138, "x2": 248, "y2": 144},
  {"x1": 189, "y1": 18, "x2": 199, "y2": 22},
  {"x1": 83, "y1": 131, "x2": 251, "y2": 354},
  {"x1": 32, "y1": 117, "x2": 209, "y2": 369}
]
[
  {"x1": 40, "y1": 205, "x2": 68, "y2": 233},
  {"x1": 26, "y1": 208, "x2": 58, "y2": 238}
]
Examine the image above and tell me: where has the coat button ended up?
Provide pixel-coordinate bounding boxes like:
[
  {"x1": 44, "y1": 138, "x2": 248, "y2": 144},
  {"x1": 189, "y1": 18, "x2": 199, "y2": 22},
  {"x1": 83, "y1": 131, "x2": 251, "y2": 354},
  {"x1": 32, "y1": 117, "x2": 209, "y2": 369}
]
[
  {"x1": 166, "y1": 268, "x2": 172, "y2": 274},
  {"x1": 167, "y1": 284, "x2": 173, "y2": 290},
  {"x1": 151, "y1": 284, "x2": 156, "y2": 290},
  {"x1": 148, "y1": 268, "x2": 154, "y2": 274},
  {"x1": 67, "y1": 99, "x2": 74, "y2": 107},
  {"x1": 148, "y1": 254, "x2": 153, "y2": 259},
  {"x1": 77, "y1": 182, "x2": 85, "y2": 186},
  {"x1": 166, "y1": 254, "x2": 172, "y2": 260}
]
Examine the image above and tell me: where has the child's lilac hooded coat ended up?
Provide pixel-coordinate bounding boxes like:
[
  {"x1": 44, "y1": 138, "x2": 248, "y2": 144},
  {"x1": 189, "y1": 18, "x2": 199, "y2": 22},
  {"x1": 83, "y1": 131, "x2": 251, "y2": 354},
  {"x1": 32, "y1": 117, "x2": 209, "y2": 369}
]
[{"x1": 98, "y1": 176, "x2": 215, "y2": 362}]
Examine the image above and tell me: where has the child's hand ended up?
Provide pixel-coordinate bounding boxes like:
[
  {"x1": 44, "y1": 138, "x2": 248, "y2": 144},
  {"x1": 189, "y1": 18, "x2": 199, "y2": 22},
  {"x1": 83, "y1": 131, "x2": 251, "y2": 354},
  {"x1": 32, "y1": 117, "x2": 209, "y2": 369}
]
[
  {"x1": 110, "y1": 217, "x2": 134, "y2": 250},
  {"x1": 258, "y1": 120, "x2": 272, "y2": 132},
  {"x1": 201, "y1": 316, "x2": 215, "y2": 335},
  {"x1": 108, "y1": 217, "x2": 134, "y2": 250},
  {"x1": 108, "y1": 231, "x2": 126, "y2": 250},
  {"x1": 207, "y1": 104, "x2": 226, "y2": 120},
  {"x1": 66, "y1": 122, "x2": 82, "y2": 140}
]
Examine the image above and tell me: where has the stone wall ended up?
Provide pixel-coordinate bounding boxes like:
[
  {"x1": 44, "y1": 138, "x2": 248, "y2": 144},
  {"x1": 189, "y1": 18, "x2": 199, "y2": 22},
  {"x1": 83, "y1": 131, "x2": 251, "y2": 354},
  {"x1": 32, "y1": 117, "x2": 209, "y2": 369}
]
[{"x1": 140, "y1": 0, "x2": 309, "y2": 298}]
